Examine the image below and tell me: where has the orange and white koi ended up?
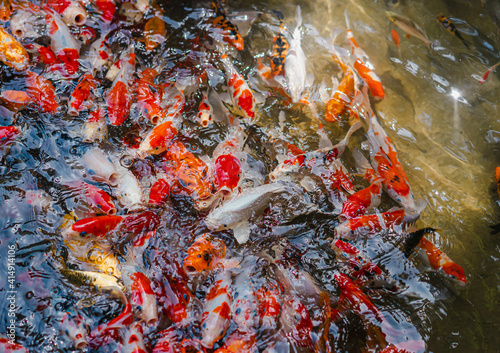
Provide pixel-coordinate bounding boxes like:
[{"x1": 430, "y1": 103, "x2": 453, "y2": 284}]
[
  {"x1": 211, "y1": 0, "x2": 244, "y2": 51},
  {"x1": 0, "y1": 26, "x2": 29, "y2": 71},
  {"x1": 163, "y1": 141, "x2": 212, "y2": 201},
  {"x1": 279, "y1": 294, "x2": 313, "y2": 348},
  {"x1": 136, "y1": 68, "x2": 164, "y2": 124},
  {"x1": 183, "y1": 234, "x2": 226, "y2": 275},
  {"x1": 78, "y1": 26, "x2": 96, "y2": 45},
  {"x1": 161, "y1": 83, "x2": 185, "y2": 120},
  {"x1": 121, "y1": 322, "x2": 147, "y2": 353},
  {"x1": 404, "y1": 228, "x2": 467, "y2": 286},
  {"x1": 340, "y1": 178, "x2": 382, "y2": 220},
  {"x1": 197, "y1": 90, "x2": 214, "y2": 127},
  {"x1": 25, "y1": 71, "x2": 58, "y2": 113},
  {"x1": 81, "y1": 103, "x2": 108, "y2": 142},
  {"x1": 0, "y1": 126, "x2": 19, "y2": 146},
  {"x1": 335, "y1": 208, "x2": 411, "y2": 240},
  {"x1": 479, "y1": 60, "x2": 500, "y2": 83},
  {"x1": 325, "y1": 65, "x2": 355, "y2": 123},
  {"x1": 129, "y1": 271, "x2": 159, "y2": 326},
  {"x1": 346, "y1": 29, "x2": 385, "y2": 100},
  {"x1": 365, "y1": 117, "x2": 425, "y2": 214},
  {"x1": 221, "y1": 53, "x2": 256, "y2": 120},
  {"x1": 107, "y1": 50, "x2": 135, "y2": 126},
  {"x1": 0, "y1": 0, "x2": 11, "y2": 22},
  {"x1": 386, "y1": 11, "x2": 432, "y2": 48},
  {"x1": 213, "y1": 330, "x2": 257, "y2": 353},
  {"x1": 200, "y1": 270, "x2": 232, "y2": 349},
  {"x1": 89, "y1": 298, "x2": 133, "y2": 347},
  {"x1": 137, "y1": 120, "x2": 178, "y2": 157},
  {"x1": 256, "y1": 281, "x2": 282, "y2": 329},
  {"x1": 144, "y1": 15, "x2": 167, "y2": 51},
  {"x1": 68, "y1": 74, "x2": 99, "y2": 116},
  {"x1": 285, "y1": 6, "x2": 307, "y2": 103},
  {"x1": 63, "y1": 180, "x2": 117, "y2": 215},
  {"x1": 270, "y1": 10, "x2": 289, "y2": 77}
]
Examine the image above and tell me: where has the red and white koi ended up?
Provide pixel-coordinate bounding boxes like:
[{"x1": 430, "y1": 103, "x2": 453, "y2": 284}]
[
  {"x1": 63, "y1": 180, "x2": 117, "y2": 215},
  {"x1": 197, "y1": 90, "x2": 214, "y2": 127},
  {"x1": 46, "y1": 0, "x2": 87, "y2": 26},
  {"x1": 81, "y1": 103, "x2": 108, "y2": 142},
  {"x1": 256, "y1": 281, "x2": 282, "y2": 329},
  {"x1": 121, "y1": 322, "x2": 147, "y2": 353},
  {"x1": 136, "y1": 68, "x2": 164, "y2": 124},
  {"x1": 279, "y1": 294, "x2": 314, "y2": 348},
  {"x1": 0, "y1": 126, "x2": 19, "y2": 146},
  {"x1": 137, "y1": 120, "x2": 178, "y2": 158},
  {"x1": 60, "y1": 312, "x2": 88, "y2": 350},
  {"x1": 128, "y1": 271, "x2": 159, "y2": 326},
  {"x1": 0, "y1": 337, "x2": 29, "y2": 353},
  {"x1": 221, "y1": 53, "x2": 256, "y2": 120},
  {"x1": 200, "y1": 270, "x2": 232, "y2": 349},
  {"x1": 107, "y1": 50, "x2": 135, "y2": 126},
  {"x1": 284, "y1": 6, "x2": 307, "y2": 103},
  {"x1": 68, "y1": 74, "x2": 99, "y2": 116}
]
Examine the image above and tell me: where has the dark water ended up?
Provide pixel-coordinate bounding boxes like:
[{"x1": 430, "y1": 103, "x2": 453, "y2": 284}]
[{"x1": 0, "y1": 0, "x2": 499, "y2": 352}]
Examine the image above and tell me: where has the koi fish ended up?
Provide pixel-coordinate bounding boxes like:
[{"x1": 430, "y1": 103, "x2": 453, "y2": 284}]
[
  {"x1": 335, "y1": 208, "x2": 411, "y2": 240},
  {"x1": 61, "y1": 269, "x2": 125, "y2": 297},
  {"x1": 346, "y1": 28, "x2": 385, "y2": 100},
  {"x1": 386, "y1": 11, "x2": 432, "y2": 47},
  {"x1": 437, "y1": 15, "x2": 470, "y2": 49},
  {"x1": 205, "y1": 183, "x2": 289, "y2": 243},
  {"x1": 183, "y1": 234, "x2": 226, "y2": 275},
  {"x1": 0, "y1": 0, "x2": 11, "y2": 22},
  {"x1": 200, "y1": 270, "x2": 232, "y2": 349},
  {"x1": 148, "y1": 178, "x2": 170, "y2": 206},
  {"x1": 137, "y1": 120, "x2": 178, "y2": 157},
  {"x1": 0, "y1": 26, "x2": 29, "y2": 71},
  {"x1": 256, "y1": 282, "x2": 282, "y2": 329},
  {"x1": 163, "y1": 141, "x2": 212, "y2": 201},
  {"x1": 121, "y1": 322, "x2": 147, "y2": 353},
  {"x1": 270, "y1": 10, "x2": 289, "y2": 77},
  {"x1": 0, "y1": 126, "x2": 19, "y2": 146},
  {"x1": 72, "y1": 246, "x2": 121, "y2": 278},
  {"x1": 339, "y1": 177, "x2": 382, "y2": 220},
  {"x1": 479, "y1": 60, "x2": 500, "y2": 83},
  {"x1": 136, "y1": 68, "x2": 164, "y2": 124},
  {"x1": 279, "y1": 294, "x2": 314, "y2": 348},
  {"x1": 78, "y1": 26, "x2": 96, "y2": 44},
  {"x1": 0, "y1": 337, "x2": 29, "y2": 353},
  {"x1": 115, "y1": 167, "x2": 144, "y2": 211},
  {"x1": 25, "y1": 71, "x2": 58, "y2": 113},
  {"x1": 68, "y1": 74, "x2": 99, "y2": 116},
  {"x1": 211, "y1": 0, "x2": 244, "y2": 51},
  {"x1": 213, "y1": 330, "x2": 257, "y2": 353},
  {"x1": 0, "y1": 90, "x2": 30, "y2": 110},
  {"x1": 197, "y1": 90, "x2": 214, "y2": 127},
  {"x1": 60, "y1": 312, "x2": 88, "y2": 350},
  {"x1": 107, "y1": 50, "x2": 135, "y2": 126},
  {"x1": 89, "y1": 299, "x2": 133, "y2": 346},
  {"x1": 232, "y1": 271, "x2": 259, "y2": 333},
  {"x1": 325, "y1": 66, "x2": 355, "y2": 122},
  {"x1": 391, "y1": 29, "x2": 400, "y2": 48},
  {"x1": 95, "y1": 0, "x2": 115, "y2": 22},
  {"x1": 404, "y1": 228, "x2": 467, "y2": 286},
  {"x1": 82, "y1": 148, "x2": 119, "y2": 186},
  {"x1": 82, "y1": 103, "x2": 108, "y2": 142},
  {"x1": 63, "y1": 215, "x2": 123, "y2": 240},
  {"x1": 46, "y1": 0, "x2": 87, "y2": 26},
  {"x1": 211, "y1": 133, "x2": 244, "y2": 195},
  {"x1": 221, "y1": 53, "x2": 256, "y2": 120},
  {"x1": 144, "y1": 15, "x2": 167, "y2": 50},
  {"x1": 63, "y1": 180, "x2": 117, "y2": 215},
  {"x1": 129, "y1": 271, "x2": 158, "y2": 326},
  {"x1": 285, "y1": 6, "x2": 307, "y2": 103}
]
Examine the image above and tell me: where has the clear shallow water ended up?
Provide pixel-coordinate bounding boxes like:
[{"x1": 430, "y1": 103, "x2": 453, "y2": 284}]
[{"x1": 0, "y1": 0, "x2": 499, "y2": 352}]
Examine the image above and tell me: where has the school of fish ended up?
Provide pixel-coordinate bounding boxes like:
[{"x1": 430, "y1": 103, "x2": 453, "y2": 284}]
[{"x1": 0, "y1": 0, "x2": 471, "y2": 352}]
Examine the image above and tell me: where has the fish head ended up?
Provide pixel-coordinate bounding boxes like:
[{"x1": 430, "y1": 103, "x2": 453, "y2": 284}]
[
  {"x1": 200, "y1": 302, "x2": 231, "y2": 348},
  {"x1": 183, "y1": 235, "x2": 226, "y2": 275},
  {"x1": 441, "y1": 262, "x2": 467, "y2": 286}
]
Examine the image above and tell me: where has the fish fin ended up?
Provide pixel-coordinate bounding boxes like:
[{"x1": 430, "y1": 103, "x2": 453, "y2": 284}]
[
  {"x1": 295, "y1": 5, "x2": 302, "y2": 28},
  {"x1": 232, "y1": 221, "x2": 251, "y2": 244}
]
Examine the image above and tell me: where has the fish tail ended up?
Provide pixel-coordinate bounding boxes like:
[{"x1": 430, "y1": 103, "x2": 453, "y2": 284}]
[{"x1": 295, "y1": 5, "x2": 302, "y2": 28}]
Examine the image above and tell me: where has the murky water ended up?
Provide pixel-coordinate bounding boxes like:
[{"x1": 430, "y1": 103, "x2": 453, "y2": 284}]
[{"x1": 0, "y1": 0, "x2": 499, "y2": 352}]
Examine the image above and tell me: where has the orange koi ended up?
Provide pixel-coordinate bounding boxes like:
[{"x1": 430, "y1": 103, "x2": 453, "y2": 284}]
[
  {"x1": 0, "y1": 0, "x2": 11, "y2": 22},
  {"x1": 25, "y1": 71, "x2": 58, "y2": 113},
  {"x1": 107, "y1": 51, "x2": 135, "y2": 126},
  {"x1": 197, "y1": 90, "x2": 213, "y2": 127},
  {"x1": 137, "y1": 120, "x2": 178, "y2": 157},
  {"x1": 270, "y1": 10, "x2": 289, "y2": 77},
  {"x1": 1, "y1": 90, "x2": 30, "y2": 110},
  {"x1": 68, "y1": 74, "x2": 99, "y2": 116},
  {"x1": 391, "y1": 29, "x2": 400, "y2": 48},
  {"x1": 346, "y1": 29, "x2": 385, "y2": 99},
  {"x1": 0, "y1": 26, "x2": 29, "y2": 71},
  {"x1": 221, "y1": 54, "x2": 256, "y2": 120},
  {"x1": 183, "y1": 234, "x2": 226, "y2": 275},
  {"x1": 405, "y1": 228, "x2": 467, "y2": 286},
  {"x1": 211, "y1": 0, "x2": 244, "y2": 51},
  {"x1": 479, "y1": 60, "x2": 500, "y2": 83},
  {"x1": 163, "y1": 141, "x2": 212, "y2": 200},
  {"x1": 200, "y1": 271, "x2": 232, "y2": 349},
  {"x1": 144, "y1": 15, "x2": 167, "y2": 50},
  {"x1": 0, "y1": 126, "x2": 19, "y2": 146},
  {"x1": 68, "y1": 215, "x2": 123, "y2": 239},
  {"x1": 335, "y1": 209, "x2": 407, "y2": 240},
  {"x1": 136, "y1": 68, "x2": 164, "y2": 124},
  {"x1": 325, "y1": 66, "x2": 355, "y2": 123}
]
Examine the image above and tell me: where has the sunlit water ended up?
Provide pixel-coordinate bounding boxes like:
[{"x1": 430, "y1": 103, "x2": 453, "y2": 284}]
[{"x1": 0, "y1": 0, "x2": 499, "y2": 352}]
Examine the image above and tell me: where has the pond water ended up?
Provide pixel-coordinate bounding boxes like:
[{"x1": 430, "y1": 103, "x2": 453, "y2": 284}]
[{"x1": 0, "y1": 0, "x2": 499, "y2": 352}]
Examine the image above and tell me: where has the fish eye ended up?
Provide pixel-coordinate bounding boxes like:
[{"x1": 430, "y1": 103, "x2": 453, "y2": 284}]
[
  {"x1": 236, "y1": 308, "x2": 241, "y2": 315},
  {"x1": 80, "y1": 232, "x2": 87, "y2": 237}
]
